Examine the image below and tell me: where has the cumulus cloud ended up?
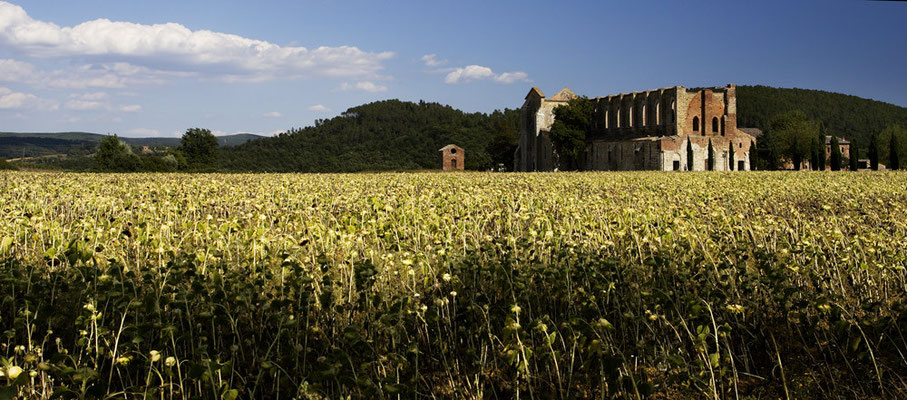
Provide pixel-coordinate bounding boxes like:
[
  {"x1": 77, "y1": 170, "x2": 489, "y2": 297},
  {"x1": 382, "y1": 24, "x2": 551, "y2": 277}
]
[
  {"x1": 62, "y1": 91, "x2": 141, "y2": 112},
  {"x1": 0, "y1": 58, "x2": 170, "y2": 89},
  {"x1": 444, "y1": 64, "x2": 529, "y2": 84},
  {"x1": 123, "y1": 128, "x2": 160, "y2": 137},
  {"x1": 0, "y1": 86, "x2": 57, "y2": 110},
  {"x1": 307, "y1": 104, "x2": 330, "y2": 112},
  {"x1": 262, "y1": 111, "x2": 282, "y2": 118},
  {"x1": 421, "y1": 54, "x2": 446, "y2": 67},
  {"x1": 339, "y1": 81, "x2": 388, "y2": 93},
  {"x1": 0, "y1": 1, "x2": 394, "y2": 82}
]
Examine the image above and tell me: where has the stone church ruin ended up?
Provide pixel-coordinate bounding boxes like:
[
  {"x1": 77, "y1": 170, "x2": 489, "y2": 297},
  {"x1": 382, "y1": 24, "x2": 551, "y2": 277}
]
[{"x1": 515, "y1": 84, "x2": 758, "y2": 171}]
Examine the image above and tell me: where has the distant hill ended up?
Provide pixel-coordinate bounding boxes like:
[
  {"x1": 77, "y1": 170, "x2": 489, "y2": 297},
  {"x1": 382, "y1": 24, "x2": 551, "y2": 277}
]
[
  {"x1": 220, "y1": 100, "x2": 520, "y2": 172},
  {"x1": 0, "y1": 132, "x2": 264, "y2": 159},
  {"x1": 736, "y1": 85, "x2": 907, "y2": 149}
]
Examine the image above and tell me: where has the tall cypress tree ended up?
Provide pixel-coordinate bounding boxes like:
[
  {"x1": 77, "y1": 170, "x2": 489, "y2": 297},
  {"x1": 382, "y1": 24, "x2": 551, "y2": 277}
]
[
  {"x1": 849, "y1": 139, "x2": 860, "y2": 171},
  {"x1": 891, "y1": 133, "x2": 901, "y2": 170},
  {"x1": 830, "y1": 136, "x2": 843, "y2": 171},
  {"x1": 749, "y1": 141, "x2": 756, "y2": 171},
  {"x1": 729, "y1": 141, "x2": 735, "y2": 170},
  {"x1": 868, "y1": 133, "x2": 880, "y2": 170},
  {"x1": 687, "y1": 136, "x2": 694, "y2": 171},
  {"x1": 817, "y1": 133, "x2": 827, "y2": 170},
  {"x1": 707, "y1": 139, "x2": 715, "y2": 171}
]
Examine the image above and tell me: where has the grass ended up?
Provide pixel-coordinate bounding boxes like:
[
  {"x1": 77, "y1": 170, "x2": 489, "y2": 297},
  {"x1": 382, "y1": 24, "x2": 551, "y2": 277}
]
[{"x1": 0, "y1": 171, "x2": 905, "y2": 399}]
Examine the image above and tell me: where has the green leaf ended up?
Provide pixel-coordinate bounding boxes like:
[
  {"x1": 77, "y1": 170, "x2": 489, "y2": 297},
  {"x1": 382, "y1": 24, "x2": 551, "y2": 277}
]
[
  {"x1": 223, "y1": 389, "x2": 238, "y2": 400},
  {"x1": 0, "y1": 236, "x2": 11, "y2": 254},
  {"x1": 709, "y1": 352, "x2": 720, "y2": 367}
]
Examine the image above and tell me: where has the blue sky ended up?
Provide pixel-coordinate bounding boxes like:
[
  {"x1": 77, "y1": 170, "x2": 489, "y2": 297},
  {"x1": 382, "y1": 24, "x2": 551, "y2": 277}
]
[{"x1": 0, "y1": 0, "x2": 904, "y2": 137}]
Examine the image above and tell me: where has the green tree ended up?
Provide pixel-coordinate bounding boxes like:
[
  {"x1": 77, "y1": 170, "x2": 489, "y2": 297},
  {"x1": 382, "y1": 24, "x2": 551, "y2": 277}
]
[
  {"x1": 815, "y1": 131, "x2": 828, "y2": 170},
  {"x1": 728, "y1": 141, "x2": 735, "y2": 170},
  {"x1": 180, "y1": 128, "x2": 219, "y2": 170},
  {"x1": 486, "y1": 119, "x2": 519, "y2": 171},
  {"x1": 707, "y1": 139, "x2": 714, "y2": 171},
  {"x1": 829, "y1": 136, "x2": 842, "y2": 171},
  {"x1": 849, "y1": 139, "x2": 860, "y2": 171},
  {"x1": 868, "y1": 132, "x2": 880, "y2": 170},
  {"x1": 549, "y1": 98, "x2": 593, "y2": 171},
  {"x1": 891, "y1": 132, "x2": 901, "y2": 170},
  {"x1": 749, "y1": 141, "x2": 756, "y2": 171},
  {"x1": 769, "y1": 111, "x2": 818, "y2": 170},
  {"x1": 686, "y1": 136, "x2": 694, "y2": 171},
  {"x1": 95, "y1": 135, "x2": 140, "y2": 172},
  {"x1": 0, "y1": 158, "x2": 16, "y2": 170}
]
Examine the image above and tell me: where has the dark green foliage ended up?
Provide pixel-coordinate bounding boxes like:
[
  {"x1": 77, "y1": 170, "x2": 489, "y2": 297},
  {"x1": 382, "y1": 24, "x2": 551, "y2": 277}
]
[
  {"x1": 94, "y1": 135, "x2": 141, "y2": 172},
  {"x1": 737, "y1": 85, "x2": 907, "y2": 157},
  {"x1": 728, "y1": 142, "x2": 735, "y2": 170},
  {"x1": 768, "y1": 111, "x2": 820, "y2": 170},
  {"x1": 687, "y1": 137, "x2": 694, "y2": 171},
  {"x1": 707, "y1": 139, "x2": 714, "y2": 171},
  {"x1": 817, "y1": 132, "x2": 827, "y2": 171},
  {"x1": 181, "y1": 128, "x2": 219, "y2": 170},
  {"x1": 869, "y1": 133, "x2": 880, "y2": 170},
  {"x1": 549, "y1": 97, "x2": 594, "y2": 171},
  {"x1": 0, "y1": 158, "x2": 16, "y2": 170},
  {"x1": 830, "y1": 136, "x2": 843, "y2": 171},
  {"x1": 849, "y1": 139, "x2": 860, "y2": 171},
  {"x1": 221, "y1": 100, "x2": 520, "y2": 172},
  {"x1": 891, "y1": 133, "x2": 901, "y2": 170}
]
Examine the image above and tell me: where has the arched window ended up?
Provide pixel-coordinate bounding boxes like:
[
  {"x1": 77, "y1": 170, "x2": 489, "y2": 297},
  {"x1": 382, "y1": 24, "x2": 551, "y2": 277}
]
[
  {"x1": 712, "y1": 117, "x2": 719, "y2": 133},
  {"x1": 693, "y1": 116, "x2": 700, "y2": 132}
]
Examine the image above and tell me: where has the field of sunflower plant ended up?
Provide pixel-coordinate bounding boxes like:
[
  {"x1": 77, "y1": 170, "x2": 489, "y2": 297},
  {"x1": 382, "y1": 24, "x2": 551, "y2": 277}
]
[{"x1": 0, "y1": 171, "x2": 905, "y2": 399}]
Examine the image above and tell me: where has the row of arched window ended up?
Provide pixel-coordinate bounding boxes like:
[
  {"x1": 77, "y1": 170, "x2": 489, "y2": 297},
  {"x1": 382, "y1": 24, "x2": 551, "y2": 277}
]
[{"x1": 691, "y1": 116, "x2": 725, "y2": 136}]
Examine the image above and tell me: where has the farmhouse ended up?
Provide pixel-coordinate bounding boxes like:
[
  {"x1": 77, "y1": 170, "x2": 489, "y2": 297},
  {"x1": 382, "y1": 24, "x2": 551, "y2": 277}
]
[
  {"x1": 515, "y1": 84, "x2": 758, "y2": 171},
  {"x1": 439, "y1": 144, "x2": 464, "y2": 171}
]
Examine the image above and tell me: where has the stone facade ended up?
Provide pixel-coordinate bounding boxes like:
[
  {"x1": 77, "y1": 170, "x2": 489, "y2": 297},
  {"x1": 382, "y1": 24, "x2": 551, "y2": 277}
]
[
  {"x1": 439, "y1": 144, "x2": 464, "y2": 171},
  {"x1": 514, "y1": 84, "x2": 758, "y2": 172}
]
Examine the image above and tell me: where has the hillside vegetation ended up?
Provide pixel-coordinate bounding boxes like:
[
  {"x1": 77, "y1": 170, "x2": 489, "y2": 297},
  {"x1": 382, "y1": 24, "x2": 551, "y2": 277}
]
[
  {"x1": 220, "y1": 100, "x2": 519, "y2": 172},
  {"x1": 736, "y1": 85, "x2": 907, "y2": 149}
]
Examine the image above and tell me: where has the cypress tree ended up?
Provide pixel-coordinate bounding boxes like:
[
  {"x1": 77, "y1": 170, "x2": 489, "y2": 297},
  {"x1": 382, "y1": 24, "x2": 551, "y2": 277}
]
[
  {"x1": 868, "y1": 133, "x2": 880, "y2": 170},
  {"x1": 817, "y1": 133, "x2": 827, "y2": 170},
  {"x1": 749, "y1": 141, "x2": 756, "y2": 171},
  {"x1": 849, "y1": 139, "x2": 860, "y2": 171},
  {"x1": 729, "y1": 141, "x2": 735, "y2": 170},
  {"x1": 707, "y1": 139, "x2": 715, "y2": 171},
  {"x1": 890, "y1": 133, "x2": 901, "y2": 170},
  {"x1": 830, "y1": 136, "x2": 842, "y2": 171},
  {"x1": 687, "y1": 136, "x2": 694, "y2": 171}
]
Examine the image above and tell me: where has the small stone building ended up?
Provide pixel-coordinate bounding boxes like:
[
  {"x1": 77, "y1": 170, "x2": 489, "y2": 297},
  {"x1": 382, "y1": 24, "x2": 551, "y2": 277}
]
[
  {"x1": 514, "y1": 84, "x2": 758, "y2": 171},
  {"x1": 439, "y1": 144, "x2": 464, "y2": 171}
]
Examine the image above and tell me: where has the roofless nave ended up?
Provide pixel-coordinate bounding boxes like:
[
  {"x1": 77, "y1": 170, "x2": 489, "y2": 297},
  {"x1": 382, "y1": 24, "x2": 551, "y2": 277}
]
[{"x1": 515, "y1": 84, "x2": 758, "y2": 172}]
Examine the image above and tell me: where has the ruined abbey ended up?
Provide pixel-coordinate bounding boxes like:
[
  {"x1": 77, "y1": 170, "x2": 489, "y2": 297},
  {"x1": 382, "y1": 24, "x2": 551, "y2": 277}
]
[{"x1": 515, "y1": 84, "x2": 757, "y2": 171}]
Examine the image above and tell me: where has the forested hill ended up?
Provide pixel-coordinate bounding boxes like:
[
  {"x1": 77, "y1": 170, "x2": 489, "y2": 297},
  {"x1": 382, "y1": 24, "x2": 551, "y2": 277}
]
[
  {"x1": 736, "y1": 85, "x2": 907, "y2": 147},
  {"x1": 220, "y1": 100, "x2": 520, "y2": 172}
]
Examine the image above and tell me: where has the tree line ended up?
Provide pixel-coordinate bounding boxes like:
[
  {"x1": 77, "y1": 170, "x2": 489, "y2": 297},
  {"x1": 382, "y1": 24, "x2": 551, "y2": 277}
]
[{"x1": 92, "y1": 128, "x2": 221, "y2": 172}]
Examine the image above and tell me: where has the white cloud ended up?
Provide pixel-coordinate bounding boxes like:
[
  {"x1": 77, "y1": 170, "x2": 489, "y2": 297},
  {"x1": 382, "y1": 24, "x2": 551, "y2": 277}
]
[
  {"x1": 494, "y1": 71, "x2": 530, "y2": 84},
  {"x1": 339, "y1": 81, "x2": 388, "y2": 93},
  {"x1": 308, "y1": 104, "x2": 330, "y2": 112},
  {"x1": 62, "y1": 91, "x2": 141, "y2": 112},
  {"x1": 262, "y1": 111, "x2": 282, "y2": 118},
  {"x1": 0, "y1": 2, "x2": 394, "y2": 82},
  {"x1": 444, "y1": 64, "x2": 529, "y2": 85},
  {"x1": 64, "y1": 99, "x2": 103, "y2": 110},
  {"x1": 421, "y1": 54, "x2": 446, "y2": 67},
  {"x1": 123, "y1": 128, "x2": 160, "y2": 137},
  {"x1": 0, "y1": 86, "x2": 57, "y2": 110},
  {"x1": 0, "y1": 58, "x2": 168, "y2": 89}
]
